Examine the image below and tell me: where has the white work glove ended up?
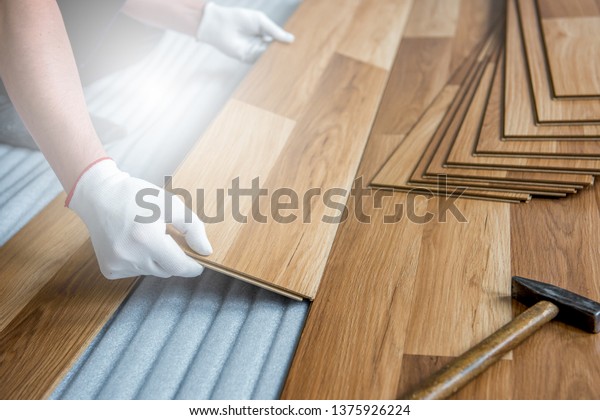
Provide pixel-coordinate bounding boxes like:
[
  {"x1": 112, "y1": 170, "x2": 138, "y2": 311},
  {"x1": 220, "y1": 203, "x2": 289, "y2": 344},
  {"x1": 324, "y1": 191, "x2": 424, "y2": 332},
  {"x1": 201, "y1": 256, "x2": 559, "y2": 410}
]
[
  {"x1": 68, "y1": 159, "x2": 212, "y2": 279},
  {"x1": 196, "y1": 2, "x2": 294, "y2": 63}
]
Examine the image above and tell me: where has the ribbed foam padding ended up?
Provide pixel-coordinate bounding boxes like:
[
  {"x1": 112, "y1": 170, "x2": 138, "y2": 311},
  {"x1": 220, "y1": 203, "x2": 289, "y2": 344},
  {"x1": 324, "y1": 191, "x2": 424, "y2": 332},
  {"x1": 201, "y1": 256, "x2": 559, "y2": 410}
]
[{"x1": 0, "y1": 0, "x2": 307, "y2": 399}]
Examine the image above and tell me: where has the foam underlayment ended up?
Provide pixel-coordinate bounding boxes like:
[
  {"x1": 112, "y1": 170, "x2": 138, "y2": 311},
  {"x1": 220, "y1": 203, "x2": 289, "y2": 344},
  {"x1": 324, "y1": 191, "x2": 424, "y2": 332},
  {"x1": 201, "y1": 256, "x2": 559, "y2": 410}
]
[{"x1": 0, "y1": 0, "x2": 308, "y2": 399}]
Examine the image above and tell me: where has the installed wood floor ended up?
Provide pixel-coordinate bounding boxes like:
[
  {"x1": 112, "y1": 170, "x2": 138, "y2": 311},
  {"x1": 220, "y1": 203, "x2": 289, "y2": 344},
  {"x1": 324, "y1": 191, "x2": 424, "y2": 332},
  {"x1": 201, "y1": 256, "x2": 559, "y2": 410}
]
[
  {"x1": 172, "y1": 0, "x2": 412, "y2": 300},
  {"x1": 2, "y1": 0, "x2": 599, "y2": 401},
  {"x1": 282, "y1": 0, "x2": 600, "y2": 399},
  {"x1": 537, "y1": 0, "x2": 600, "y2": 98}
]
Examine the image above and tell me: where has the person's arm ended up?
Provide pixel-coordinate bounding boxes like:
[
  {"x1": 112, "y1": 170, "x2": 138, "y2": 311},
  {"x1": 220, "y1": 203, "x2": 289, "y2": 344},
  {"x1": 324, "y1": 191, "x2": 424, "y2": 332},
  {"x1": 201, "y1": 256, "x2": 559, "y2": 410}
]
[
  {"x1": 122, "y1": 0, "x2": 295, "y2": 63},
  {"x1": 0, "y1": 0, "x2": 212, "y2": 280},
  {"x1": 0, "y1": 0, "x2": 106, "y2": 192}
]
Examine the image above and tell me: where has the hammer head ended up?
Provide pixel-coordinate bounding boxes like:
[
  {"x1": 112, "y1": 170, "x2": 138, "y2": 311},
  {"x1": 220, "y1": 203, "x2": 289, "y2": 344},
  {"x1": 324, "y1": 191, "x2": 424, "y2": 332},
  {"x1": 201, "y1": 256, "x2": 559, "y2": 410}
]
[{"x1": 512, "y1": 276, "x2": 600, "y2": 334}]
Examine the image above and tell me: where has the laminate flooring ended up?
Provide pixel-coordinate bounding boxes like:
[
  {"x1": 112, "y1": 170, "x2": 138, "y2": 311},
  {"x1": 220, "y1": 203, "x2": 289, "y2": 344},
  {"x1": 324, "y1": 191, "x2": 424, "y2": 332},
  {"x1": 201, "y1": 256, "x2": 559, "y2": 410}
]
[
  {"x1": 537, "y1": 0, "x2": 600, "y2": 98},
  {"x1": 371, "y1": 42, "x2": 582, "y2": 197},
  {"x1": 445, "y1": 30, "x2": 600, "y2": 174},
  {"x1": 282, "y1": 0, "x2": 600, "y2": 399}
]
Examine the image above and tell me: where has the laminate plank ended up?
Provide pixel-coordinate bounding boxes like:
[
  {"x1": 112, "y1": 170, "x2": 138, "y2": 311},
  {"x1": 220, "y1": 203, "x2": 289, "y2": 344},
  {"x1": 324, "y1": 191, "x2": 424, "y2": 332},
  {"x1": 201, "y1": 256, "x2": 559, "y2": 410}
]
[
  {"x1": 233, "y1": 0, "x2": 363, "y2": 120},
  {"x1": 370, "y1": 38, "x2": 454, "y2": 138},
  {"x1": 373, "y1": 43, "x2": 589, "y2": 195},
  {"x1": 505, "y1": 0, "x2": 600, "y2": 137},
  {"x1": 172, "y1": 0, "x2": 415, "y2": 300},
  {"x1": 509, "y1": 185, "x2": 600, "y2": 398},
  {"x1": 174, "y1": 53, "x2": 389, "y2": 300},
  {"x1": 446, "y1": 43, "x2": 600, "y2": 174},
  {"x1": 0, "y1": 241, "x2": 136, "y2": 399},
  {"x1": 447, "y1": 0, "x2": 506, "y2": 74},
  {"x1": 478, "y1": 49, "x2": 600, "y2": 158},
  {"x1": 412, "y1": 60, "x2": 587, "y2": 194},
  {"x1": 513, "y1": 0, "x2": 600, "y2": 123},
  {"x1": 403, "y1": 0, "x2": 461, "y2": 38},
  {"x1": 0, "y1": 195, "x2": 88, "y2": 332},
  {"x1": 282, "y1": 0, "x2": 521, "y2": 399},
  {"x1": 372, "y1": 51, "x2": 576, "y2": 197},
  {"x1": 371, "y1": 55, "x2": 530, "y2": 201},
  {"x1": 337, "y1": 0, "x2": 413, "y2": 71},
  {"x1": 537, "y1": 0, "x2": 600, "y2": 97},
  {"x1": 369, "y1": 37, "x2": 532, "y2": 201},
  {"x1": 536, "y1": 0, "x2": 600, "y2": 17}
]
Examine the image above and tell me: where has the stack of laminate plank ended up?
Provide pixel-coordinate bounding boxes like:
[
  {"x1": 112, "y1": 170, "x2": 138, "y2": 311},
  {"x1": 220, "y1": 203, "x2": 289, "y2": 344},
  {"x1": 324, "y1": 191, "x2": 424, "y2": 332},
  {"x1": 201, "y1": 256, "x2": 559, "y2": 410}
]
[{"x1": 370, "y1": 0, "x2": 600, "y2": 203}]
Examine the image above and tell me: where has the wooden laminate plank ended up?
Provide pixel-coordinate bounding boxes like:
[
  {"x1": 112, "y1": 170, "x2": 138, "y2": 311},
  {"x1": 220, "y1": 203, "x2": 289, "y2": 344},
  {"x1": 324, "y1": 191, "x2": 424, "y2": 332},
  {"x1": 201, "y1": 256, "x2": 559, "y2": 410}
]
[
  {"x1": 372, "y1": 40, "x2": 589, "y2": 195},
  {"x1": 369, "y1": 39, "x2": 531, "y2": 202},
  {"x1": 337, "y1": 0, "x2": 413, "y2": 71},
  {"x1": 513, "y1": 0, "x2": 600, "y2": 124},
  {"x1": 171, "y1": 0, "x2": 416, "y2": 300},
  {"x1": 282, "y1": 0, "x2": 522, "y2": 399},
  {"x1": 173, "y1": 53, "x2": 389, "y2": 300},
  {"x1": 505, "y1": 0, "x2": 600, "y2": 137},
  {"x1": 0, "y1": 195, "x2": 88, "y2": 332},
  {"x1": 233, "y1": 0, "x2": 363, "y2": 120},
  {"x1": 478, "y1": 48, "x2": 600, "y2": 158},
  {"x1": 0, "y1": 241, "x2": 136, "y2": 399},
  {"x1": 537, "y1": 0, "x2": 600, "y2": 97},
  {"x1": 403, "y1": 0, "x2": 461, "y2": 38},
  {"x1": 447, "y1": 0, "x2": 507, "y2": 74},
  {"x1": 535, "y1": 0, "x2": 600, "y2": 17},
  {"x1": 446, "y1": 43, "x2": 600, "y2": 174}
]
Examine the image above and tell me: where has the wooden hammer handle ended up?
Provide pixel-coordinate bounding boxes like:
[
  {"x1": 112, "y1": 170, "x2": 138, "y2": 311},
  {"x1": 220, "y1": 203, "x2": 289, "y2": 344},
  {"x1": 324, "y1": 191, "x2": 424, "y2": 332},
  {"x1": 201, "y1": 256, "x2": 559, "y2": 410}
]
[{"x1": 402, "y1": 300, "x2": 559, "y2": 400}]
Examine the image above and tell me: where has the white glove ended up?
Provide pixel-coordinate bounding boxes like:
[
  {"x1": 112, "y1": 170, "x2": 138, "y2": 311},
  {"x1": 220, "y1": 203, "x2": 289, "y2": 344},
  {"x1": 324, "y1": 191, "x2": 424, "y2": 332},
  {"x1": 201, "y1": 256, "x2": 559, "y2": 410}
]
[
  {"x1": 196, "y1": 2, "x2": 295, "y2": 63},
  {"x1": 68, "y1": 159, "x2": 212, "y2": 279}
]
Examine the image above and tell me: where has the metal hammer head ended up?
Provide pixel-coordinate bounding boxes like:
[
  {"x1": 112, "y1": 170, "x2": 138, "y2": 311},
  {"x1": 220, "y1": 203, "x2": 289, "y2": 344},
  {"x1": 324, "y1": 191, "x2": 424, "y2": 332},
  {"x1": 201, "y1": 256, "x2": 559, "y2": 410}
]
[{"x1": 512, "y1": 276, "x2": 600, "y2": 334}]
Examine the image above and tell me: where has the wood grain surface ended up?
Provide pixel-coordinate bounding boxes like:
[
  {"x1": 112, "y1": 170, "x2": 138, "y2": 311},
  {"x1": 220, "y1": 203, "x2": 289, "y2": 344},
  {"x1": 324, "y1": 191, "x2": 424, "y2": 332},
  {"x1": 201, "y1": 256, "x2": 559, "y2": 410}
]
[
  {"x1": 404, "y1": 48, "x2": 591, "y2": 194},
  {"x1": 172, "y1": 0, "x2": 413, "y2": 300},
  {"x1": 282, "y1": 0, "x2": 600, "y2": 399},
  {"x1": 369, "y1": 35, "x2": 532, "y2": 202},
  {"x1": 537, "y1": 0, "x2": 600, "y2": 97},
  {"x1": 446, "y1": 38, "x2": 600, "y2": 174},
  {"x1": 515, "y1": 0, "x2": 600, "y2": 123},
  {"x1": 415, "y1": 52, "x2": 590, "y2": 193},
  {"x1": 505, "y1": 0, "x2": 600, "y2": 137},
  {"x1": 478, "y1": 50, "x2": 600, "y2": 158},
  {"x1": 371, "y1": 40, "x2": 583, "y2": 197},
  {"x1": 0, "y1": 241, "x2": 136, "y2": 399}
]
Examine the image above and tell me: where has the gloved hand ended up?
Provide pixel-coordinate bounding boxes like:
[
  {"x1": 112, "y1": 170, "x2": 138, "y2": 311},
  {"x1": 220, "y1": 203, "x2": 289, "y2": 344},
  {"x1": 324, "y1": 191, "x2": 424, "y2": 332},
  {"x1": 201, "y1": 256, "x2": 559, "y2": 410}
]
[
  {"x1": 68, "y1": 159, "x2": 212, "y2": 279},
  {"x1": 196, "y1": 2, "x2": 295, "y2": 63}
]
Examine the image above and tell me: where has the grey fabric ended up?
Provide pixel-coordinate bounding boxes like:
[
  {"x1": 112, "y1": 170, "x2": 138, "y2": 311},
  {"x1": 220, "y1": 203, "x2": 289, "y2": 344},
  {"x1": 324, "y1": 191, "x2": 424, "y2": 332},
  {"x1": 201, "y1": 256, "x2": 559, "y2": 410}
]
[{"x1": 0, "y1": 0, "x2": 307, "y2": 399}]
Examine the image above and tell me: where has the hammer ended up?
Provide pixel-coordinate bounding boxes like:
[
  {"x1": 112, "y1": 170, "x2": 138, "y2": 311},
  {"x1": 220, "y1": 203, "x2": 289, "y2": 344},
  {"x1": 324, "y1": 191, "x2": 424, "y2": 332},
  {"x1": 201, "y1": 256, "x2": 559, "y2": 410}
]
[{"x1": 402, "y1": 276, "x2": 600, "y2": 400}]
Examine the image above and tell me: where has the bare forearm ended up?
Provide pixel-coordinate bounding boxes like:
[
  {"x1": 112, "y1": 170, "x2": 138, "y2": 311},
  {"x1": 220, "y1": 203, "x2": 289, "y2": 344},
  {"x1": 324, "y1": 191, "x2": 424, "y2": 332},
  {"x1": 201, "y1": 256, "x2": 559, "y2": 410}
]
[
  {"x1": 122, "y1": 0, "x2": 205, "y2": 37},
  {"x1": 0, "y1": 0, "x2": 106, "y2": 193}
]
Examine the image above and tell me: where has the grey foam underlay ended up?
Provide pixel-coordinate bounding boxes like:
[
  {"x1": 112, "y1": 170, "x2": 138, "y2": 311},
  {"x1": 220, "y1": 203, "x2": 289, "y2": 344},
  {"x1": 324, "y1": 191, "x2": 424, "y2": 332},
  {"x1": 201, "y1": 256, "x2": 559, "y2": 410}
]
[{"x1": 0, "y1": 0, "x2": 307, "y2": 399}]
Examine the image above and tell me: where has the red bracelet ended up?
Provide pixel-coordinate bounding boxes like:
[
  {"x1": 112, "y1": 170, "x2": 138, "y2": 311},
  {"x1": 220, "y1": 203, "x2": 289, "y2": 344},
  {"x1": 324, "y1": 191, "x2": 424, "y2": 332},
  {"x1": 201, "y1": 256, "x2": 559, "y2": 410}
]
[{"x1": 64, "y1": 157, "x2": 113, "y2": 207}]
